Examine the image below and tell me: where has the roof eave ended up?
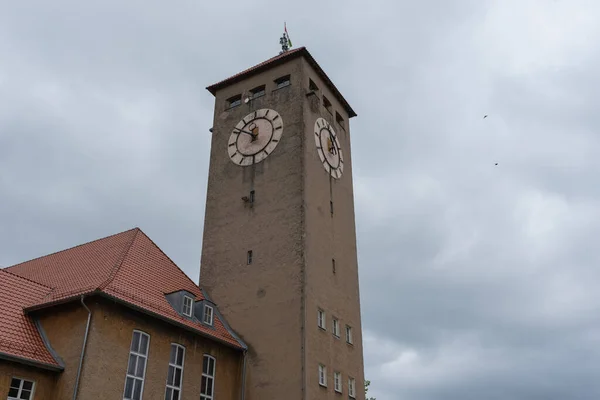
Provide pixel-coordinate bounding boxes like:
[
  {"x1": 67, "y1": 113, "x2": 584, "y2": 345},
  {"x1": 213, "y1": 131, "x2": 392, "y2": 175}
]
[
  {"x1": 206, "y1": 47, "x2": 357, "y2": 118},
  {"x1": 0, "y1": 351, "x2": 63, "y2": 372}
]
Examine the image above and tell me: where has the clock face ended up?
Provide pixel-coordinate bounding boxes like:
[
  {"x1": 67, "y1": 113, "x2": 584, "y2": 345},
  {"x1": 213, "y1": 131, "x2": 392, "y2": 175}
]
[
  {"x1": 228, "y1": 109, "x2": 283, "y2": 166},
  {"x1": 314, "y1": 117, "x2": 344, "y2": 179}
]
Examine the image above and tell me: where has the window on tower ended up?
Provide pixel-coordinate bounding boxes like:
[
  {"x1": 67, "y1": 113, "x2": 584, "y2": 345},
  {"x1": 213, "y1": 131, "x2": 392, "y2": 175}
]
[
  {"x1": 336, "y1": 111, "x2": 345, "y2": 130},
  {"x1": 323, "y1": 95, "x2": 332, "y2": 114},
  {"x1": 274, "y1": 75, "x2": 291, "y2": 89},
  {"x1": 318, "y1": 364, "x2": 327, "y2": 387},
  {"x1": 226, "y1": 94, "x2": 241, "y2": 109},
  {"x1": 332, "y1": 317, "x2": 340, "y2": 337},
  {"x1": 332, "y1": 258, "x2": 336, "y2": 274},
  {"x1": 247, "y1": 250, "x2": 253, "y2": 265},
  {"x1": 309, "y1": 78, "x2": 319, "y2": 92},
  {"x1": 317, "y1": 309, "x2": 326, "y2": 330},
  {"x1": 345, "y1": 325, "x2": 354, "y2": 344},
  {"x1": 250, "y1": 85, "x2": 266, "y2": 99}
]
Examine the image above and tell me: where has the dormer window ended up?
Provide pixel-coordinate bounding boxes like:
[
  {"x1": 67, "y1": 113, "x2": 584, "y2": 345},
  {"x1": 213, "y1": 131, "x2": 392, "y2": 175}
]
[
  {"x1": 203, "y1": 305, "x2": 214, "y2": 326},
  {"x1": 250, "y1": 85, "x2": 266, "y2": 99},
  {"x1": 182, "y1": 296, "x2": 193, "y2": 317},
  {"x1": 227, "y1": 94, "x2": 241, "y2": 109},
  {"x1": 274, "y1": 75, "x2": 291, "y2": 89}
]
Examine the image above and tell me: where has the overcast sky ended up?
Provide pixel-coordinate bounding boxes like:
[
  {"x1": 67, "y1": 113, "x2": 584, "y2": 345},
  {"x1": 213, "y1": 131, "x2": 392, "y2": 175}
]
[{"x1": 2, "y1": 0, "x2": 600, "y2": 398}]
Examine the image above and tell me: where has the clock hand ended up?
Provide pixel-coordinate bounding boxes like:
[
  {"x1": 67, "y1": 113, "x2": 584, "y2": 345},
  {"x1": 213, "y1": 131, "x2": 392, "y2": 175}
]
[{"x1": 234, "y1": 128, "x2": 256, "y2": 137}]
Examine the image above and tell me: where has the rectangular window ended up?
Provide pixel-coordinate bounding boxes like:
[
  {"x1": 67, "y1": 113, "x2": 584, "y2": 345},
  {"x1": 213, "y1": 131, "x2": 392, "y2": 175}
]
[
  {"x1": 182, "y1": 296, "x2": 193, "y2": 317},
  {"x1": 124, "y1": 330, "x2": 150, "y2": 400},
  {"x1": 8, "y1": 378, "x2": 34, "y2": 400},
  {"x1": 200, "y1": 355, "x2": 216, "y2": 400},
  {"x1": 323, "y1": 95, "x2": 332, "y2": 113},
  {"x1": 336, "y1": 112, "x2": 345, "y2": 129},
  {"x1": 203, "y1": 305, "x2": 214, "y2": 326},
  {"x1": 309, "y1": 78, "x2": 319, "y2": 92},
  {"x1": 247, "y1": 250, "x2": 253, "y2": 265},
  {"x1": 346, "y1": 325, "x2": 353, "y2": 344},
  {"x1": 317, "y1": 309, "x2": 326, "y2": 330},
  {"x1": 332, "y1": 318, "x2": 340, "y2": 337},
  {"x1": 332, "y1": 258, "x2": 336, "y2": 274},
  {"x1": 250, "y1": 85, "x2": 266, "y2": 99},
  {"x1": 348, "y1": 377, "x2": 356, "y2": 398},
  {"x1": 274, "y1": 75, "x2": 291, "y2": 89},
  {"x1": 249, "y1": 190, "x2": 255, "y2": 203},
  {"x1": 165, "y1": 344, "x2": 185, "y2": 400},
  {"x1": 318, "y1": 364, "x2": 327, "y2": 387},
  {"x1": 227, "y1": 94, "x2": 241, "y2": 108},
  {"x1": 334, "y1": 371, "x2": 342, "y2": 393}
]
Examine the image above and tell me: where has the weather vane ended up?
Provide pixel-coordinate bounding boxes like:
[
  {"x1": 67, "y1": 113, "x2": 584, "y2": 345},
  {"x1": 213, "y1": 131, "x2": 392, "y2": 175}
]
[{"x1": 279, "y1": 22, "x2": 292, "y2": 54}]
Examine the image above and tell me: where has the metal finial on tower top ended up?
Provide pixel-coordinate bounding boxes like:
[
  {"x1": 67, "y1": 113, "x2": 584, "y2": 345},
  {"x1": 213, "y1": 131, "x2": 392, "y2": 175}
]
[{"x1": 279, "y1": 22, "x2": 292, "y2": 54}]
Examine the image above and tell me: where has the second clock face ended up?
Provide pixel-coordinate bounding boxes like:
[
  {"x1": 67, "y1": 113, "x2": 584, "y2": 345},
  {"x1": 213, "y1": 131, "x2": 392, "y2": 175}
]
[
  {"x1": 228, "y1": 109, "x2": 283, "y2": 166},
  {"x1": 314, "y1": 117, "x2": 344, "y2": 179}
]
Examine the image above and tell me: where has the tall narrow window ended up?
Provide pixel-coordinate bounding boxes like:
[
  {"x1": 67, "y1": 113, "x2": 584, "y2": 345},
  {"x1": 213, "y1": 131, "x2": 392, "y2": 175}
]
[
  {"x1": 201, "y1": 355, "x2": 216, "y2": 400},
  {"x1": 323, "y1": 95, "x2": 332, "y2": 113},
  {"x1": 203, "y1": 305, "x2": 214, "y2": 326},
  {"x1": 346, "y1": 325, "x2": 354, "y2": 344},
  {"x1": 8, "y1": 378, "x2": 35, "y2": 400},
  {"x1": 332, "y1": 258, "x2": 336, "y2": 274},
  {"x1": 336, "y1": 111, "x2": 345, "y2": 129},
  {"x1": 182, "y1": 295, "x2": 193, "y2": 317},
  {"x1": 334, "y1": 371, "x2": 342, "y2": 393},
  {"x1": 247, "y1": 250, "x2": 253, "y2": 265},
  {"x1": 332, "y1": 318, "x2": 340, "y2": 337},
  {"x1": 348, "y1": 377, "x2": 356, "y2": 398},
  {"x1": 318, "y1": 364, "x2": 327, "y2": 387},
  {"x1": 124, "y1": 330, "x2": 150, "y2": 400},
  {"x1": 165, "y1": 344, "x2": 185, "y2": 400},
  {"x1": 249, "y1": 190, "x2": 255, "y2": 203},
  {"x1": 274, "y1": 75, "x2": 291, "y2": 89},
  {"x1": 317, "y1": 309, "x2": 326, "y2": 330},
  {"x1": 330, "y1": 200, "x2": 334, "y2": 216}
]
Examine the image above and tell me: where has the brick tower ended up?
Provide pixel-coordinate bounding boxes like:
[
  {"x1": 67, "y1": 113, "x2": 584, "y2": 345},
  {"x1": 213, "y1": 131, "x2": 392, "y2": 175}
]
[{"x1": 200, "y1": 46, "x2": 365, "y2": 400}]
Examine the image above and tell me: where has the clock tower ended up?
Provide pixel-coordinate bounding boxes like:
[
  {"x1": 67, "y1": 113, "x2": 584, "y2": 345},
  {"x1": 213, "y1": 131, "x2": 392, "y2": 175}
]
[{"x1": 200, "y1": 46, "x2": 364, "y2": 400}]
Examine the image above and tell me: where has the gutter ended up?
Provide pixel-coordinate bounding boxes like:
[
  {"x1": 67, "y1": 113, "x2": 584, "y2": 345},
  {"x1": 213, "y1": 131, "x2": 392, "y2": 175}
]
[
  {"x1": 73, "y1": 296, "x2": 91, "y2": 400},
  {"x1": 240, "y1": 350, "x2": 247, "y2": 400}
]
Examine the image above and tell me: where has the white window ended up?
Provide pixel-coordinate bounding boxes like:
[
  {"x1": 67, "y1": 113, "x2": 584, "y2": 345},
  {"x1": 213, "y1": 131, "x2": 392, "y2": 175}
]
[
  {"x1": 348, "y1": 377, "x2": 356, "y2": 398},
  {"x1": 334, "y1": 371, "x2": 342, "y2": 393},
  {"x1": 346, "y1": 325, "x2": 353, "y2": 344},
  {"x1": 332, "y1": 318, "x2": 340, "y2": 337},
  {"x1": 165, "y1": 344, "x2": 185, "y2": 400},
  {"x1": 182, "y1": 296, "x2": 193, "y2": 317},
  {"x1": 8, "y1": 378, "x2": 35, "y2": 400},
  {"x1": 318, "y1": 364, "x2": 327, "y2": 387},
  {"x1": 203, "y1": 305, "x2": 214, "y2": 326},
  {"x1": 317, "y1": 309, "x2": 326, "y2": 330},
  {"x1": 123, "y1": 330, "x2": 150, "y2": 400},
  {"x1": 200, "y1": 355, "x2": 216, "y2": 400}
]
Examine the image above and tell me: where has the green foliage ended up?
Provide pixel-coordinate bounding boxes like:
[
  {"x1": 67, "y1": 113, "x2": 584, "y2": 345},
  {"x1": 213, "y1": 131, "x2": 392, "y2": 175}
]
[{"x1": 365, "y1": 379, "x2": 376, "y2": 400}]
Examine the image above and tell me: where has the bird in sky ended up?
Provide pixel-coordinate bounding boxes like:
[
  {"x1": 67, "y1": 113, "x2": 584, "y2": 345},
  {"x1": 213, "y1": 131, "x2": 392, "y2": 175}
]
[{"x1": 483, "y1": 115, "x2": 488, "y2": 119}]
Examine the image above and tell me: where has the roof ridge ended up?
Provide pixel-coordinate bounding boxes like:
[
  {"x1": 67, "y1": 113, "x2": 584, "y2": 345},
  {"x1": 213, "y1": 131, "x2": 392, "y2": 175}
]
[
  {"x1": 97, "y1": 228, "x2": 141, "y2": 291},
  {"x1": 0, "y1": 268, "x2": 53, "y2": 290},
  {"x1": 5, "y1": 227, "x2": 140, "y2": 270},
  {"x1": 133, "y1": 229, "x2": 204, "y2": 298}
]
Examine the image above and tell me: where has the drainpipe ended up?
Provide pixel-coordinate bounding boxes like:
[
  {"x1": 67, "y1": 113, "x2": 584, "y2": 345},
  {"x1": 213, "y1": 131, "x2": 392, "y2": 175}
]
[
  {"x1": 73, "y1": 296, "x2": 91, "y2": 400},
  {"x1": 240, "y1": 350, "x2": 247, "y2": 400}
]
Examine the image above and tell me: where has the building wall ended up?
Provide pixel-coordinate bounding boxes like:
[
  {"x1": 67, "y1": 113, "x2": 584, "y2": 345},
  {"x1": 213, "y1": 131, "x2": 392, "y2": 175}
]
[
  {"x1": 300, "y1": 57, "x2": 366, "y2": 400},
  {"x1": 200, "y1": 57, "x2": 306, "y2": 400},
  {"x1": 0, "y1": 361, "x2": 57, "y2": 400}
]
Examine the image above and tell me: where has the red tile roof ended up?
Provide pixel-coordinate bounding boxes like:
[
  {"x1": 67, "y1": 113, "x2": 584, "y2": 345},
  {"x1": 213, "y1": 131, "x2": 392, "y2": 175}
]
[
  {"x1": 0, "y1": 269, "x2": 62, "y2": 369},
  {"x1": 6, "y1": 228, "x2": 245, "y2": 351},
  {"x1": 206, "y1": 47, "x2": 357, "y2": 118}
]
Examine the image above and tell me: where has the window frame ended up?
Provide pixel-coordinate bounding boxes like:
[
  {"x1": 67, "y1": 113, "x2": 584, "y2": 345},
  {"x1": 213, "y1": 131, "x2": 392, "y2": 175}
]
[
  {"x1": 345, "y1": 325, "x2": 353, "y2": 344},
  {"x1": 348, "y1": 377, "x2": 356, "y2": 398},
  {"x1": 274, "y1": 75, "x2": 291, "y2": 89},
  {"x1": 165, "y1": 343, "x2": 186, "y2": 400},
  {"x1": 317, "y1": 309, "x2": 326, "y2": 330},
  {"x1": 226, "y1": 94, "x2": 242, "y2": 109},
  {"x1": 309, "y1": 78, "x2": 319, "y2": 92},
  {"x1": 335, "y1": 111, "x2": 345, "y2": 130},
  {"x1": 318, "y1": 364, "x2": 327, "y2": 387},
  {"x1": 323, "y1": 95, "x2": 332, "y2": 114},
  {"x1": 123, "y1": 330, "x2": 150, "y2": 400},
  {"x1": 250, "y1": 85, "x2": 266, "y2": 99},
  {"x1": 7, "y1": 377, "x2": 35, "y2": 400},
  {"x1": 203, "y1": 304, "x2": 214, "y2": 326},
  {"x1": 332, "y1": 318, "x2": 340, "y2": 338},
  {"x1": 247, "y1": 250, "x2": 253, "y2": 265},
  {"x1": 182, "y1": 295, "x2": 193, "y2": 317},
  {"x1": 334, "y1": 371, "x2": 342, "y2": 393},
  {"x1": 200, "y1": 354, "x2": 216, "y2": 400}
]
